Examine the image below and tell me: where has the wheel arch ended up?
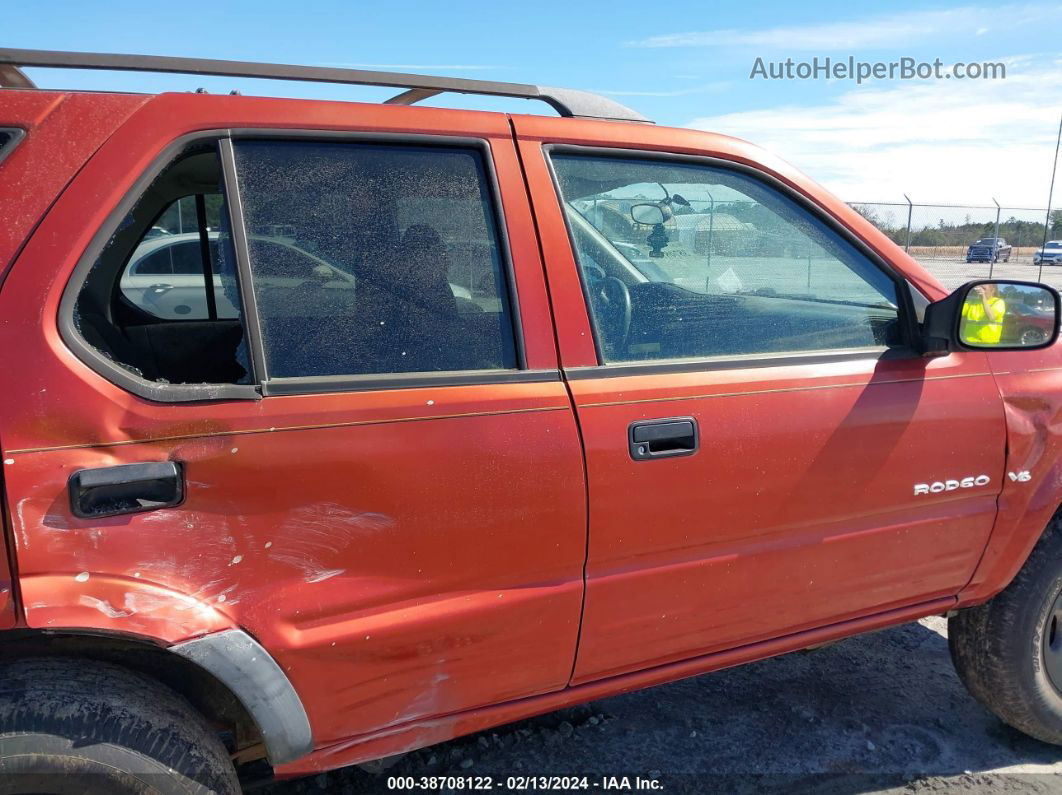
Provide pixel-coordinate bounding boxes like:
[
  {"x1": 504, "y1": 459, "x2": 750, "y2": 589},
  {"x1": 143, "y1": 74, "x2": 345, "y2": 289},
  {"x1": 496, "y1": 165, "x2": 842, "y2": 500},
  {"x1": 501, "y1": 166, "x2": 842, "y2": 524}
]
[
  {"x1": 960, "y1": 497, "x2": 1062, "y2": 607},
  {"x1": 960, "y1": 358, "x2": 1062, "y2": 607},
  {"x1": 0, "y1": 627, "x2": 312, "y2": 767}
]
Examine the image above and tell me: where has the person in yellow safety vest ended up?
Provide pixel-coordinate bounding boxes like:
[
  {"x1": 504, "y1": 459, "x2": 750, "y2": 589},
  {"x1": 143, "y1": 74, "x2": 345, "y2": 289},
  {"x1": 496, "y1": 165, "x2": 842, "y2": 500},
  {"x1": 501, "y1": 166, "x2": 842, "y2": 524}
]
[{"x1": 961, "y1": 284, "x2": 1006, "y2": 345}]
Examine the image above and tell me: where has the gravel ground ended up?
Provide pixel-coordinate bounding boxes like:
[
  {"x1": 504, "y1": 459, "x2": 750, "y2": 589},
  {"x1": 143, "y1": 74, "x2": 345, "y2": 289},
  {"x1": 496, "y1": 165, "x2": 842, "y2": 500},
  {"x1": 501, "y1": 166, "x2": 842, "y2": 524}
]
[{"x1": 261, "y1": 616, "x2": 1062, "y2": 795}]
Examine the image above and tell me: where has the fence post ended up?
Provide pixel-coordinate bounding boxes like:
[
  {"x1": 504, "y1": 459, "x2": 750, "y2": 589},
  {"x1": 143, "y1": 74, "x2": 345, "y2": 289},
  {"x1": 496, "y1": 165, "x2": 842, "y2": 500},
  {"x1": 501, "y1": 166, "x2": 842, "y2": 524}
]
[
  {"x1": 904, "y1": 194, "x2": 913, "y2": 253},
  {"x1": 990, "y1": 198, "x2": 1001, "y2": 277},
  {"x1": 1041, "y1": 112, "x2": 1062, "y2": 282}
]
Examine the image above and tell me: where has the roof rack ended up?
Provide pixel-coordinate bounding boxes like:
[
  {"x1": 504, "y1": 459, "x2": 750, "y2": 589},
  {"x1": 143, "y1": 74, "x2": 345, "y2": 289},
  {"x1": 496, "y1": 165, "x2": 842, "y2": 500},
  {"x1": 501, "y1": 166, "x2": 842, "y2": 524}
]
[{"x1": 0, "y1": 48, "x2": 652, "y2": 123}]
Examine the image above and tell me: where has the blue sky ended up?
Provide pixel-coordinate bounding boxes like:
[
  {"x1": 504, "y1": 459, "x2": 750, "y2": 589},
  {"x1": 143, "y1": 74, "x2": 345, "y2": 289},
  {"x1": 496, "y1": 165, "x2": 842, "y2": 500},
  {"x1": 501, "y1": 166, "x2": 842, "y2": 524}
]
[{"x1": 6, "y1": 1, "x2": 1062, "y2": 204}]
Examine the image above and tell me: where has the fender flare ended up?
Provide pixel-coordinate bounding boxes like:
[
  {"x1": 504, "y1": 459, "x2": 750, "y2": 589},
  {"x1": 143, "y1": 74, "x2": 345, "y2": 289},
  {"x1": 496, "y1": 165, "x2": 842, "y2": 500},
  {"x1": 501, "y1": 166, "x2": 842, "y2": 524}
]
[{"x1": 171, "y1": 629, "x2": 313, "y2": 766}]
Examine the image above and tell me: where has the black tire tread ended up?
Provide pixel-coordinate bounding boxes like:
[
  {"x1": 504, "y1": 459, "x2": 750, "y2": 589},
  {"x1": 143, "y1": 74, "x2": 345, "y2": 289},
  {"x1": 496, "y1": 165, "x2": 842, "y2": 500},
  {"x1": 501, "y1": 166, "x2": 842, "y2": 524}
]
[
  {"x1": 950, "y1": 518, "x2": 1062, "y2": 744},
  {"x1": 0, "y1": 657, "x2": 239, "y2": 794}
]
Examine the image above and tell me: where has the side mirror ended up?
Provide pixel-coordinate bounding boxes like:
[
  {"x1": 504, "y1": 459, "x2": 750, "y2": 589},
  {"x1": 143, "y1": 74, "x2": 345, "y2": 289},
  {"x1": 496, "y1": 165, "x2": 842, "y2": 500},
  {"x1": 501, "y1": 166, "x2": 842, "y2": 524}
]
[
  {"x1": 922, "y1": 280, "x2": 1060, "y2": 355},
  {"x1": 630, "y1": 203, "x2": 671, "y2": 226}
]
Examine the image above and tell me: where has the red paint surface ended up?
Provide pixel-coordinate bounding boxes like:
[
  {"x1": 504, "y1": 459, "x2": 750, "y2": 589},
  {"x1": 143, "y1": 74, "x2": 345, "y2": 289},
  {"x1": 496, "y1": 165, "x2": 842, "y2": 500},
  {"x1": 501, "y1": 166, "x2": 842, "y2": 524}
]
[
  {"x1": 0, "y1": 89, "x2": 147, "y2": 630},
  {"x1": 0, "y1": 92, "x2": 1059, "y2": 771},
  {"x1": 0, "y1": 91, "x2": 148, "y2": 278},
  {"x1": 958, "y1": 347, "x2": 1062, "y2": 605}
]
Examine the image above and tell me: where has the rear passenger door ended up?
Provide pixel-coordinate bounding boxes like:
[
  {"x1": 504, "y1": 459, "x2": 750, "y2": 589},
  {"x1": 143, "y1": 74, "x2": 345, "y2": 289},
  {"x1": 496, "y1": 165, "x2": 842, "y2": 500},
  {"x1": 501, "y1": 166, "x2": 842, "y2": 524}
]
[
  {"x1": 0, "y1": 98, "x2": 586, "y2": 747},
  {"x1": 513, "y1": 118, "x2": 1006, "y2": 684}
]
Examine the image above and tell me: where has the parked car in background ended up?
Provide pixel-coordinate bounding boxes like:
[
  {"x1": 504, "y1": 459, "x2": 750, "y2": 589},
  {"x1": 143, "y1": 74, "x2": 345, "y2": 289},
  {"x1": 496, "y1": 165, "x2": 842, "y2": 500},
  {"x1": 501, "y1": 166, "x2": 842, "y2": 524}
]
[
  {"x1": 119, "y1": 231, "x2": 351, "y2": 321},
  {"x1": 1034, "y1": 240, "x2": 1062, "y2": 266},
  {"x1": 4, "y1": 48, "x2": 1062, "y2": 794},
  {"x1": 120, "y1": 231, "x2": 480, "y2": 321},
  {"x1": 1002, "y1": 291, "x2": 1059, "y2": 346},
  {"x1": 967, "y1": 237, "x2": 1012, "y2": 263}
]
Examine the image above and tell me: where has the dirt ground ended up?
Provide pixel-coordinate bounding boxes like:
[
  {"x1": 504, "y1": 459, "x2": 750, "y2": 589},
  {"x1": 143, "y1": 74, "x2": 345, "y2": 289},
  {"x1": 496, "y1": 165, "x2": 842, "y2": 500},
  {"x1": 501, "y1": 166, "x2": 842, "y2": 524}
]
[{"x1": 261, "y1": 616, "x2": 1062, "y2": 794}]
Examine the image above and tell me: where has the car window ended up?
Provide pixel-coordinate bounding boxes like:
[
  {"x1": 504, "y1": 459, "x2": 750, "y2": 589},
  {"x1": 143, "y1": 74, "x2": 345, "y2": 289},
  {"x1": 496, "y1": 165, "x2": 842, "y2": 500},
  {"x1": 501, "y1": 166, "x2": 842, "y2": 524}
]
[
  {"x1": 0, "y1": 128, "x2": 24, "y2": 168},
  {"x1": 133, "y1": 246, "x2": 177, "y2": 276},
  {"x1": 550, "y1": 153, "x2": 902, "y2": 363},
  {"x1": 119, "y1": 195, "x2": 239, "y2": 321},
  {"x1": 230, "y1": 139, "x2": 517, "y2": 379},
  {"x1": 74, "y1": 144, "x2": 252, "y2": 387}
]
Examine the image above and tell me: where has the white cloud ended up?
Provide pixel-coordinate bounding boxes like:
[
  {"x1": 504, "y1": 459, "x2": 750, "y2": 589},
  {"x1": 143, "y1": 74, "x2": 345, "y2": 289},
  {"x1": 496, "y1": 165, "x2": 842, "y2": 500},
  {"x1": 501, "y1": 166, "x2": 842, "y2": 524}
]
[
  {"x1": 683, "y1": 56, "x2": 1062, "y2": 205},
  {"x1": 630, "y1": 4, "x2": 1061, "y2": 51}
]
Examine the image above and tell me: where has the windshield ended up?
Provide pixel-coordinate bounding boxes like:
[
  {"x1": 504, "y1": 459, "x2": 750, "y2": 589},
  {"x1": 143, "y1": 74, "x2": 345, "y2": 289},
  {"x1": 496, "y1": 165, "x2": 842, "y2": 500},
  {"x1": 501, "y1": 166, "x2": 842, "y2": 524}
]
[{"x1": 1046, "y1": 242, "x2": 1062, "y2": 249}]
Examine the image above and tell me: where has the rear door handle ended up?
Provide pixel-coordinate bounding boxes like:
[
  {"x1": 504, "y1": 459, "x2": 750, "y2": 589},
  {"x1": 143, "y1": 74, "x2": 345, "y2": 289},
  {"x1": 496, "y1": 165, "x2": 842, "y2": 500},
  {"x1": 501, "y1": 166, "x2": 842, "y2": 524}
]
[
  {"x1": 628, "y1": 417, "x2": 699, "y2": 461},
  {"x1": 69, "y1": 461, "x2": 184, "y2": 518}
]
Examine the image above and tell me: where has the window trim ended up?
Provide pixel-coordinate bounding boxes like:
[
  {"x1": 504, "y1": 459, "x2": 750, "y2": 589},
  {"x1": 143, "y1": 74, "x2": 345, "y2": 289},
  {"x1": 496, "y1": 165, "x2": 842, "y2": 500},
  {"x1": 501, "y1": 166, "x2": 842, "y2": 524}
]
[
  {"x1": 218, "y1": 138, "x2": 268, "y2": 385},
  {"x1": 59, "y1": 132, "x2": 259, "y2": 403},
  {"x1": 564, "y1": 346, "x2": 909, "y2": 380},
  {"x1": 59, "y1": 129, "x2": 539, "y2": 403},
  {"x1": 542, "y1": 143, "x2": 922, "y2": 371},
  {"x1": 0, "y1": 127, "x2": 26, "y2": 169},
  {"x1": 263, "y1": 368, "x2": 559, "y2": 397}
]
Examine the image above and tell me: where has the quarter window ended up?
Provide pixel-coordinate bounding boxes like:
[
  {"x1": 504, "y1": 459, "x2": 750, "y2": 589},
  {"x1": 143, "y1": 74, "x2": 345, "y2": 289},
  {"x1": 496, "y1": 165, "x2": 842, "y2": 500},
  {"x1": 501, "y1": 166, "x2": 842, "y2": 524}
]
[
  {"x1": 0, "y1": 128, "x2": 24, "y2": 167},
  {"x1": 550, "y1": 154, "x2": 902, "y2": 363},
  {"x1": 230, "y1": 140, "x2": 517, "y2": 379},
  {"x1": 119, "y1": 195, "x2": 239, "y2": 321},
  {"x1": 74, "y1": 144, "x2": 251, "y2": 386}
]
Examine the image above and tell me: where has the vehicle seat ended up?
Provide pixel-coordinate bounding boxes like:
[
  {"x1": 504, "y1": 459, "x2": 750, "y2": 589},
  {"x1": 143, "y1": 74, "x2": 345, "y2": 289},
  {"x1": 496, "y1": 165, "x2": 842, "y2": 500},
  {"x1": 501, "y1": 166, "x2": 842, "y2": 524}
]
[
  {"x1": 75, "y1": 290, "x2": 159, "y2": 381},
  {"x1": 297, "y1": 224, "x2": 462, "y2": 376}
]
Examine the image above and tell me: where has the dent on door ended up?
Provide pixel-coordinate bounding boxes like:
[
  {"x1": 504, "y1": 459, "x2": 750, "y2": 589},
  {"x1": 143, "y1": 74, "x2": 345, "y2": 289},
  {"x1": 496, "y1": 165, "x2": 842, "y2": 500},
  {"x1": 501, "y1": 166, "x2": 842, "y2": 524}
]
[{"x1": 5, "y1": 382, "x2": 587, "y2": 743}]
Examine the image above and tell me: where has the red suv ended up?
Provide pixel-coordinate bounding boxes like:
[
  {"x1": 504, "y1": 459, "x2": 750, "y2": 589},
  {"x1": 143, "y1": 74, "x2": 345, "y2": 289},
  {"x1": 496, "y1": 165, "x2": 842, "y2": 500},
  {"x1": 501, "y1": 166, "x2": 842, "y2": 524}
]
[{"x1": 2, "y1": 48, "x2": 1062, "y2": 794}]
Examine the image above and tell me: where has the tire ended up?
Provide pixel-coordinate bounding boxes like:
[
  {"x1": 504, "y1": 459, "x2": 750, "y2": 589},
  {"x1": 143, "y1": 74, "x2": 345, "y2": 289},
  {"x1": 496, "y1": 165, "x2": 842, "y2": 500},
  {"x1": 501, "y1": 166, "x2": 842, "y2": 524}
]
[
  {"x1": 950, "y1": 519, "x2": 1062, "y2": 745},
  {"x1": 0, "y1": 658, "x2": 239, "y2": 794},
  {"x1": 1020, "y1": 327, "x2": 1048, "y2": 346}
]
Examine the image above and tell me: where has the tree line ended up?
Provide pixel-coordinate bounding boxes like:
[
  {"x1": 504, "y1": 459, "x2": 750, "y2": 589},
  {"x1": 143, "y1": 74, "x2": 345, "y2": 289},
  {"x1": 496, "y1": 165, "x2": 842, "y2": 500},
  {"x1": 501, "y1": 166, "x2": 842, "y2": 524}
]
[{"x1": 851, "y1": 206, "x2": 1062, "y2": 248}]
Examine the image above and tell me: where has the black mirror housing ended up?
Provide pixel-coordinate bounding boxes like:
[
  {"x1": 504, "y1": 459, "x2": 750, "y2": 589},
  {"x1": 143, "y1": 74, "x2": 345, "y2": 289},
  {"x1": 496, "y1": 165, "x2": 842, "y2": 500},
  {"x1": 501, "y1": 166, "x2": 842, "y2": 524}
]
[{"x1": 922, "y1": 280, "x2": 1061, "y2": 356}]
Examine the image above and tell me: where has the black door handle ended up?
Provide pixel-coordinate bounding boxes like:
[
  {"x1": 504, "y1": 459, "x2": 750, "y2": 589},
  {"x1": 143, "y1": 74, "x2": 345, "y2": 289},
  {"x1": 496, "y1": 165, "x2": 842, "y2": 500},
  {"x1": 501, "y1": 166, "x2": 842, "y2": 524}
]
[
  {"x1": 628, "y1": 417, "x2": 699, "y2": 461},
  {"x1": 69, "y1": 461, "x2": 184, "y2": 518}
]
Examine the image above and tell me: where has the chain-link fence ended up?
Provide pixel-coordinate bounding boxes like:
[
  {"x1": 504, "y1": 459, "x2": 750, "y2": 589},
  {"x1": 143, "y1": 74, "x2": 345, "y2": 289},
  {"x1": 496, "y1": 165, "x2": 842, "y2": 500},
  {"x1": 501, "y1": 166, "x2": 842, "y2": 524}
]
[{"x1": 848, "y1": 199, "x2": 1062, "y2": 291}]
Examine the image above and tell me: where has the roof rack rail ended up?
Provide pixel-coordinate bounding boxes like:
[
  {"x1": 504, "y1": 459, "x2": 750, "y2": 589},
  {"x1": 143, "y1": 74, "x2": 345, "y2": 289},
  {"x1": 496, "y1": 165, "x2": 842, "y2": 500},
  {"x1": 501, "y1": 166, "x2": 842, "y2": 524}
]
[{"x1": 0, "y1": 48, "x2": 652, "y2": 124}]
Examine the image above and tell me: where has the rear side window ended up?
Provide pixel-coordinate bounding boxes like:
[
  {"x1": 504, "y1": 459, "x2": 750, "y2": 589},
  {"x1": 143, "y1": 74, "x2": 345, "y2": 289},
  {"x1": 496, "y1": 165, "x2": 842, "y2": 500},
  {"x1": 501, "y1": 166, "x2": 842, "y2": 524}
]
[
  {"x1": 0, "y1": 128, "x2": 25, "y2": 167},
  {"x1": 119, "y1": 195, "x2": 240, "y2": 321},
  {"x1": 67, "y1": 136, "x2": 521, "y2": 398},
  {"x1": 73, "y1": 144, "x2": 252, "y2": 386},
  {"x1": 230, "y1": 140, "x2": 517, "y2": 379}
]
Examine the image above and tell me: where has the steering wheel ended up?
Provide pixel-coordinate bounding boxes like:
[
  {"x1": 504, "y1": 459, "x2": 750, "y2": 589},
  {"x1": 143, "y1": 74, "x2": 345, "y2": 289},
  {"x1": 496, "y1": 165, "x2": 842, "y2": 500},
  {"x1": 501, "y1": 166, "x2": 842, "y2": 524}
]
[{"x1": 594, "y1": 276, "x2": 632, "y2": 353}]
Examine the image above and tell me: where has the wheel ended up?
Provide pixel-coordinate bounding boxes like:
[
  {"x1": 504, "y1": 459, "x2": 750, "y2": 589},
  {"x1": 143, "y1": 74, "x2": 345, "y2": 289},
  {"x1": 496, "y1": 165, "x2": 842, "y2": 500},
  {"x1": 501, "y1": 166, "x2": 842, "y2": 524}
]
[
  {"x1": 0, "y1": 658, "x2": 239, "y2": 794},
  {"x1": 1020, "y1": 327, "x2": 1048, "y2": 346},
  {"x1": 950, "y1": 519, "x2": 1062, "y2": 745}
]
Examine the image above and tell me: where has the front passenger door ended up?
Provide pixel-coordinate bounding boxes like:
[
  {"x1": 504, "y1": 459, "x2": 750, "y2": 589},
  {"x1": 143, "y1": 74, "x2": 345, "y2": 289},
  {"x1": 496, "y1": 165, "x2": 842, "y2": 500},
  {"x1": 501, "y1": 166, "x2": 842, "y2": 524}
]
[{"x1": 524, "y1": 142, "x2": 1006, "y2": 683}]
